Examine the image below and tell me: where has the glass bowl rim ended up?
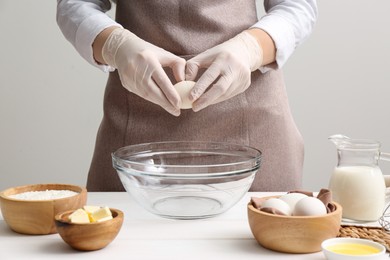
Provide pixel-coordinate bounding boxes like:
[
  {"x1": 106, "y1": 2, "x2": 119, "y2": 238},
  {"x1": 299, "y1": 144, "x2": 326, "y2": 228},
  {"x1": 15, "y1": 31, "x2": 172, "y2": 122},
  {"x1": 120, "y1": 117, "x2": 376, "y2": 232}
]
[{"x1": 111, "y1": 141, "x2": 262, "y2": 178}]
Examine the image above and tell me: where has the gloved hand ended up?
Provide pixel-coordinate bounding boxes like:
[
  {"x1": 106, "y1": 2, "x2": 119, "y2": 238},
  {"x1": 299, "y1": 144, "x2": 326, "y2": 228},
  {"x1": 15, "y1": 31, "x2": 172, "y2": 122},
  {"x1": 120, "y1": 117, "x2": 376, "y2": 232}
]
[
  {"x1": 185, "y1": 31, "x2": 263, "y2": 112},
  {"x1": 102, "y1": 28, "x2": 186, "y2": 116}
]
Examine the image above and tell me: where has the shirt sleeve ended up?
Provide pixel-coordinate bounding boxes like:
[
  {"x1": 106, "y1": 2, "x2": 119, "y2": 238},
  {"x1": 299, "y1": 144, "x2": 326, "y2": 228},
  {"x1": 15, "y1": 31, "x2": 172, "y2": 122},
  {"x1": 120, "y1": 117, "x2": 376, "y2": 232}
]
[
  {"x1": 56, "y1": 0, "x2": 122, "y2": 72},
  {"x1": 252, "y1": 0, "x2": 318, "y2": 72}
]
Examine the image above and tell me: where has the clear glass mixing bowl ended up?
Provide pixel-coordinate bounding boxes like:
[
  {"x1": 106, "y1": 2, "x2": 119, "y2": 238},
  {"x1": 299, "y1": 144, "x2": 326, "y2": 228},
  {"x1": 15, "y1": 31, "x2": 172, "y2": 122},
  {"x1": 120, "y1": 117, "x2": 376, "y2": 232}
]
[{"x1": 112, "y1": 141, "x2": 261, "y2": 219}]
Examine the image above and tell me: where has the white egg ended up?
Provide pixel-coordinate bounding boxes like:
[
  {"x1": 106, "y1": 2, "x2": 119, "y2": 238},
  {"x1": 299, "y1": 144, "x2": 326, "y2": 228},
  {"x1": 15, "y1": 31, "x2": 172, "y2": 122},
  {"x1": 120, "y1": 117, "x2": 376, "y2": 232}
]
[
  {"x1": 261, "y1": 198, "x2": 292, "y2": 216},
  {"x1": 279, "y1": 193, "x2": 308, "y2": 210},
  {"x1": 293, "y1": 197, "x2": 327, "y2": 216},
  {"x1": 173, "y1": 81, "x2": 195, "y2": 109}
]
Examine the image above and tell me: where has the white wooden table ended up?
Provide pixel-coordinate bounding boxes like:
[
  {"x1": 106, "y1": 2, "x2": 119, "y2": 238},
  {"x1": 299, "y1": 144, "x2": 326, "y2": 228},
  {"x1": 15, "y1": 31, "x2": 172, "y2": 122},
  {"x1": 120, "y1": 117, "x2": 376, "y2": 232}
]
[{"x1": 0, "y1": 192, "x2": 328, "y2": 259}]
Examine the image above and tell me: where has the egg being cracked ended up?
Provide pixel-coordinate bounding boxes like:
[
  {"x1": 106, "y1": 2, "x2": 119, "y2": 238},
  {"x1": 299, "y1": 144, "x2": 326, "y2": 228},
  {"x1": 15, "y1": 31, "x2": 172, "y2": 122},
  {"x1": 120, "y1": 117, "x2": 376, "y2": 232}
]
[
  {"x1": 279, "y1": 193, "x2": 308, "y2": 210},
  {"x1": 261, "y1": 198, "x2": 292, "y2": 216},
  {"x1": 293, "y1": 197, "x2": 327, "y2": 216},
  {"x1": 173, "y1": 81, "x2": 196, "y2": 109}
]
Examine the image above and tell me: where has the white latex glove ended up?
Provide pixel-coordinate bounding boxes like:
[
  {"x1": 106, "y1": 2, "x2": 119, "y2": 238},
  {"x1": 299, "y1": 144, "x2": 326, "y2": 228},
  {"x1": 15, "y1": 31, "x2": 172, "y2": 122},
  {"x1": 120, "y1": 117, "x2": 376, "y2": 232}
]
[
  {"x1": 185, "y1": 31, "x2": 263, "y2": 112},
  {"x1": 102, "y1": 28, "x2": 186, "y2": 116}
]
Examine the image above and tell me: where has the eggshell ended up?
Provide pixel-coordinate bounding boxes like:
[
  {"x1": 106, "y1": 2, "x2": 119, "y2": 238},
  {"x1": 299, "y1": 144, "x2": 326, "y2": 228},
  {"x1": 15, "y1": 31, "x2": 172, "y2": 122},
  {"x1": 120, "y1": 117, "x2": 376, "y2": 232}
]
[
  {"x1": 173, "y1": 81, "x2": 195, "y2": 109},
  {"x1": 279, "y1": 193, "x2": 308, "y2": 210},
  {"x1": 293, "y1": 197, "x2": 327, "y2": 216},
  {"x1": 261, "y1": 198, "x2": 292, "y2": 216}
]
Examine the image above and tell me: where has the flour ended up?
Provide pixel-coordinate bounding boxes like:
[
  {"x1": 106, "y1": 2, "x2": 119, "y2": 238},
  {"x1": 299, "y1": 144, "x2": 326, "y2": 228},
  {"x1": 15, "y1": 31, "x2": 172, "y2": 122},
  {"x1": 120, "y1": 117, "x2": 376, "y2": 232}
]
[{"x1": 9, "y1": 190, "x2": 78, "y2": 200}]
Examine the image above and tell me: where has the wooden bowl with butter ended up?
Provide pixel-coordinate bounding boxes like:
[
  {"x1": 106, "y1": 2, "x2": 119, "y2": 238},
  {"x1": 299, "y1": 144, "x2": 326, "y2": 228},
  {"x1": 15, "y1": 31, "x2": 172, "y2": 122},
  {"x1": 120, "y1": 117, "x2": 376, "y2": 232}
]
[
  {"x1": 0, "y1": 183, "x2": 87, "y2": 235},
  {"x1": 55, "y1": 208, "x2": 124, "y2": 251}
]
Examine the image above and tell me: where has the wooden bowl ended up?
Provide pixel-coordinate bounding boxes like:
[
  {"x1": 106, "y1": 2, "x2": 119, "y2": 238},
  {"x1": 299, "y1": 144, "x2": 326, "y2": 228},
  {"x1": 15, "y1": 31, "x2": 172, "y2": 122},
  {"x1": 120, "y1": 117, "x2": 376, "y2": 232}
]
[
  {"x1": 0, "y1": 183, "x2": 87, "y2": 235},
  {"x1": 55, "y1": 208, "x2": 124, "y2": 251},
  {"x1": 247, "y1": 196, "x2": 342, "y2": 253}
]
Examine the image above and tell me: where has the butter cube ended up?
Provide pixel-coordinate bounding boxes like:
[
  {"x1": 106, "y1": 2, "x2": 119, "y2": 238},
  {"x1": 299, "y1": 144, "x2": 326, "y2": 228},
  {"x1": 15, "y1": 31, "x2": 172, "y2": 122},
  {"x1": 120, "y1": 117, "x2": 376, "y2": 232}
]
[
  {"x1": 90, "y1": 206, "x2": 113, "y2": 222},
  {"x1": 69, "y1": 208, "x2": 90, "y2": 224},
  {"x1": 83, "y1": 205, "x2": 101, "y2": 214},
  {"x1": 83, "y1": 205, "x2": 102, "y2": 222}
]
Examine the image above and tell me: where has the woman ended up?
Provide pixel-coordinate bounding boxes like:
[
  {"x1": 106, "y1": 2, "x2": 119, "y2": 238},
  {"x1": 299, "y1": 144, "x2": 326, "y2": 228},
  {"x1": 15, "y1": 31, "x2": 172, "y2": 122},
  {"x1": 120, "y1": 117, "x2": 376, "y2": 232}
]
[{"x1": 57, "y1": 0, "x2": 318, "y2": 191}]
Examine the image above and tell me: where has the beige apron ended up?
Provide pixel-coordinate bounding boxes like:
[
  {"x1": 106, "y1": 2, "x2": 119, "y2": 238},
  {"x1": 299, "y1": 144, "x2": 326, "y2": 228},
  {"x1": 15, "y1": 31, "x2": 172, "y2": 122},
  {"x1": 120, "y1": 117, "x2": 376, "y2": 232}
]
[{"x1": 87, "y1": 0, "x2": 304, "y2": 191}]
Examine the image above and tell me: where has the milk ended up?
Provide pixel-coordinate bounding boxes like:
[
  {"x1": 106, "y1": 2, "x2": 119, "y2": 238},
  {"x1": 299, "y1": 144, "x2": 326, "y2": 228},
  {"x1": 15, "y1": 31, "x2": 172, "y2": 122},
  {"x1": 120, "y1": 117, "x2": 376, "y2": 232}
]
[{"x1": 329, "y1": 166, "x2": 386, "y2": 221}]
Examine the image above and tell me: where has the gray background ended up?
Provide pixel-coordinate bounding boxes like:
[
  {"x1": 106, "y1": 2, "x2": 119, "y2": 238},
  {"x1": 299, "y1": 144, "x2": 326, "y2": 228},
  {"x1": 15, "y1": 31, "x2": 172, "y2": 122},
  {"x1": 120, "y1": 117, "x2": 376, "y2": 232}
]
[{"x1": 1, "y1": 0, "x2": 389, "y2": 191}]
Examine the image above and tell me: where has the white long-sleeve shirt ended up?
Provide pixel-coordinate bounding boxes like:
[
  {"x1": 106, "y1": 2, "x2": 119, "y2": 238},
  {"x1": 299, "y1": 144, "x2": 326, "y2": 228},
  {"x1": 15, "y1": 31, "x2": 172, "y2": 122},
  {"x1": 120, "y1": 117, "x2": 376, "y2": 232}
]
[{"x1": 56, "y1": 0, "x2": 318, "y2": 72}]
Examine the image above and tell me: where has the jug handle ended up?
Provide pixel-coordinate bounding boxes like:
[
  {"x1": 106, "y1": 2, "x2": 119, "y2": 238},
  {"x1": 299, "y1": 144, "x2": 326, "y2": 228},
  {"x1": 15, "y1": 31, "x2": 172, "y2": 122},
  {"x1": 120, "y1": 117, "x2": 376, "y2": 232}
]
[{"x1": 380, "y1": 152, "x2": 390, "y2": 162}]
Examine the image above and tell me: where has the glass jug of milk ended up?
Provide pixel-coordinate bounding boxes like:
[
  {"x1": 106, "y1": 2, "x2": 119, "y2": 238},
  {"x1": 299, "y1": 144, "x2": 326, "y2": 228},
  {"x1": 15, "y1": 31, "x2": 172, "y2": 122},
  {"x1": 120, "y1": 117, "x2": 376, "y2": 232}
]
[{"x1": 328, "y1": 134, "x2": 390, "y2": 222}]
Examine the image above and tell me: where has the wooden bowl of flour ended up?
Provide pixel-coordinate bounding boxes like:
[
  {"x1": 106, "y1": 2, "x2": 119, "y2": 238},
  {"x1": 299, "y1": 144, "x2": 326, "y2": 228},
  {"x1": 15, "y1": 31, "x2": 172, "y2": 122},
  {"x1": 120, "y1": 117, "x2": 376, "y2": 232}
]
[{"x1": 0, "y1": 183, "x2": 87, "y2": 235}]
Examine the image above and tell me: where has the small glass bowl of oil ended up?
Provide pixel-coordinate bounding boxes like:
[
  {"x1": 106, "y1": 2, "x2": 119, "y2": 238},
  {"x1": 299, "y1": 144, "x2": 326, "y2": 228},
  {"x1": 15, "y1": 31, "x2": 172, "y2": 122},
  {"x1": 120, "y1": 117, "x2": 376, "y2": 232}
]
[{"x1": 322, "y1": 237, "x2": 385, "y2": 260}]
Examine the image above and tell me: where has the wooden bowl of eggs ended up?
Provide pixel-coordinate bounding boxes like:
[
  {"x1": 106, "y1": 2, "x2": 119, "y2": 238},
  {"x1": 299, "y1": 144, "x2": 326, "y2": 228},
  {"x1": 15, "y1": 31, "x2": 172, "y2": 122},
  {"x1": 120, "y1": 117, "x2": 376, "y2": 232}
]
[
  {"x1": 0, "y1": 183, "x2": 87, "y2": 235},
  {"x1": 247, "y1": 192, "x2": 342, "y2": 253}
]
